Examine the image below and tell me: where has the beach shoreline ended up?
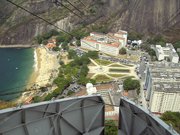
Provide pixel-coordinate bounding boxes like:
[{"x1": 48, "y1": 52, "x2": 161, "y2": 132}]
[
  {"x1": 16, "y1": 46, "x2": 60, "y2": 104},
  {"x1": 0, "y1": 44, "x2": 38, "y2": 48},
  {"x1": 26, "y1": 48, "x2": 39, "y2": 90}
]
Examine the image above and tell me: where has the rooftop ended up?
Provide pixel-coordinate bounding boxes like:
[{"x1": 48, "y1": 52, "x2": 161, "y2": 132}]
[
  {"x1": 82, "y1": 36, "x2": 120, "y2": 48},
  {"x1": 148, "y1": 62, "x2": 180, "y2": 81},
  {"x1": 81, "y1": 30, "x2": 127, "y2": 48},
  {"x1": 149, "y1": 61, "x2": 180, "y2": 69},
  {"x1": 153, "y1": 82, "x2": 180, "y2": 92},
  {"x1": 151, "y1": 71, "x2": 180, "y2": 80},
  {"x1": 73, "y1": 83, "x2": 116, "y2": 112},
  {"x1": 155, "y1": 43, "x2": 179, "y2": 57}
]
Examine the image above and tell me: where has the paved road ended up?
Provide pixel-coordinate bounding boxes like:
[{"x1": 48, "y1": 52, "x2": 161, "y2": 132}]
[
  {"x1": 139, "y1": 82, "x2": 148, "y2": 109},
  {"x1": 139, "y1": 52, "x2": 151, "y2": 80},
  {"x1": 138, "y1": 52, "x2": 151, "y2": 109}
]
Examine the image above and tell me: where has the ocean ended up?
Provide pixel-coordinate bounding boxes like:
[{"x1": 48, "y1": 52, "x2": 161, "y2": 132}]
[{"x1": 0, "y1": 48, "x2": 34, "y2": 101}]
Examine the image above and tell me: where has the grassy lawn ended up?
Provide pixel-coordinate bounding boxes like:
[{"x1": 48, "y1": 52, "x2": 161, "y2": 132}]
[
  {"x1": 124, "y1": 64, "x2": 134, "y2": 67},
  {"x1": 107, "y1": 74, "x2": 126, "y2": 78},
  {"x1": 87, "y1": 73, "x2": 95, "y2": 78},
  {"x1": 109, "y1": 68, "x2": 130, "y2": 73},
  {"x1": 121, "y1": 76, "x2": 135, "y2": 79},
  {"x1": 95, "y1": 59, "x2": 112, "y2": 66},
  {"x1": 109, "y1": 64, "x2": 125, "y2": 67},
  {"x1": 94, "y1": 74, "x2": 112, "y2": 83}
]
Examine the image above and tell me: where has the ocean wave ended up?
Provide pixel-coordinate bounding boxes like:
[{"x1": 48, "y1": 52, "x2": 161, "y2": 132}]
[{"x1": 33, "y1": 48, "x2": 38, "y2": 71}]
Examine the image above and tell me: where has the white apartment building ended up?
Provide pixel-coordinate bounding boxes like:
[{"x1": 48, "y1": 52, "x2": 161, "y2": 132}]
[
  {"x1": 150, "y1": 82, "x2": 180, "y2": 113},
  {"x1": 144, "y1": 62, "x2": 180, "y2": 113},
  {"x1": 81, "y1": 30, "x2": 127, "y2": 56},
  {"x1": 155, "y1": 43, "x2": 179, "y2": 63}
]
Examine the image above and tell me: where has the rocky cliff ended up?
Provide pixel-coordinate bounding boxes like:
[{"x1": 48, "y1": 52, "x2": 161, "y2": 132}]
[{"x1": 0, "y1": 0, "x2": 180, "y2": 45}]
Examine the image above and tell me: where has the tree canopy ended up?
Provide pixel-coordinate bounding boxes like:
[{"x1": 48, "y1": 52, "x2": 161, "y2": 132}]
[
  {"x1": 76, "y1": 40, "x2": 81, "y2": 46},
  {"x1": 68, "y1": 49, "x2": 77, "y2": 59},
  {"x1": 105, "y1": 120, "x2": 118, "y2": 135},
  {"x1": 123, "y1": 78, "x2": 140, "y2": 95},
  {"x1": 141, "y1": 43, "x2": 157, "y2": 61},
  {"x1": 35, "y1": 29, "x2": 59, "y2": 44},
  {"x1": 174, "y1": 41, "x2": 180, "y2": 49},
  {"x1": 119, "y1": 47, "x2": 127, "y2": 55},
  {"x1": 128, "y1": 32, "x2": 143, "y2": 40},
  {"x1": 147, "y1": 35, "x2": 166, "y2": 46},
  {"x1": 160, "y1": 111, "x2": 180, "y2": 133},
  {"x1": 44, "y1": 50, "x2": 98, "y2": 100}
]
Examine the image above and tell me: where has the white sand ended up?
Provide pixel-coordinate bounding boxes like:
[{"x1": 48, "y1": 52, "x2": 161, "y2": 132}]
[{"x1": 17, "y1": 47, "x2": 60, "y2": 103}]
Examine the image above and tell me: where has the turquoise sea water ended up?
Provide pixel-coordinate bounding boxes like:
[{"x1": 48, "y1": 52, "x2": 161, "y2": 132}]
[{"x1": 0, "y1": 48, "x2": 34, "y2": 101}]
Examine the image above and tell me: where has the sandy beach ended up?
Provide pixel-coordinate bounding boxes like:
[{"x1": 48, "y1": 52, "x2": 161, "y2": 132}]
[{"x1": 17, "y1": 47, "x2": 60, "y2": 103}]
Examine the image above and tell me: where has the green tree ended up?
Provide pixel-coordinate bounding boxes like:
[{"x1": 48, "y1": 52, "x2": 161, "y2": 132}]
[
  {"x1": 140, "y1": 43, "x2": 157, "y2": 60},
  {"x1": 161, "y1": 111, "x2": 180, "y2": 133},
  {"x1": 61, "y1": 42, "x2": 69, "y2": 50},
  {"x1": 35, "y1": 29, "x2": 59, "y2": 44},
  {"x1": 89, "y1": 79, "x2": 96, "y2": 85},
  {"x1": 52, "y1": 46, "x2": 60, "y2": 51},
  {"x1": 50, "y1": 29, "x2": 59, "y2": 36},
  {"x1": 42, "y1": 40, "x2": 48, "y2": 45},
  {"x1": 44, "y1": 93, "x2": 54, "y2": 101},
  {"x1": 119, "y1": 47, "x2": 127, "y2": 55},
  {"x1": 76, "y1": 40, "x2": 81, "y2": 46},
  {"x1": 91, "y1": 24, "x2": 109, "y2": 33},
  {"x1": 68, "y1": 49, "x2": 77, "y2": 59},
  {"x1": 147, "y1": 35, "x2": 166, "y2": 46},
  {"x1": 32, "y1": 96, "x2": 41, "y2": 103},
  {"x1": 123, "y1": 78, "x2": 140, "y2": 94},
  {"x1": 59, "y1": 60, "x2": 64, "y2": 65},
  {"x1": 35, "y1": 35, "x2": 43, "y2": 44},
  {"x1": 128, "y1": 32, "x2": 143, "y2": 40},
  {"x1": 56, "y1": 33, "x2": 72, "y2": 44},
  {"x1": 174, "y1": 41, "x2": 180, "y2": 51},
  {"x1": 71, "y1": 28, "x2": 88, "y2": 40},
  {"x1": 105, "y1": 120, "x2": 118, "y2": 135},
  {"x1": 86, "y1": 51, "x2": 99, "y2": 59}
]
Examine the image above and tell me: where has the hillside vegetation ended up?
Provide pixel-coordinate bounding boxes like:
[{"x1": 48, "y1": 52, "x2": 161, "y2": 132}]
[{"x1": 0, "y1": 0, "x2": 180, "y2": 45}]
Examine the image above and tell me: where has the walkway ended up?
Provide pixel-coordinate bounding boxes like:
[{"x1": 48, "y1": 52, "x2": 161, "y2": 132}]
[{"x1": 88, "y1": 59, "x2": 138, "y2": 80}]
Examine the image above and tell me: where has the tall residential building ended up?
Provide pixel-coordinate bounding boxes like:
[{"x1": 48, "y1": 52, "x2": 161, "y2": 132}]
[
  {"x1": 155, "y1": 43, "x2": 179, "y2": 63},
  {"x1": 150, "y1": 82, "x2": 180, "y2": 113},
  {"x1": 144, "y1": 62, "x2": 180, "y2": 113},
  {"x1": 81, "y1": 30, "x2": 127, "y2": 56}
]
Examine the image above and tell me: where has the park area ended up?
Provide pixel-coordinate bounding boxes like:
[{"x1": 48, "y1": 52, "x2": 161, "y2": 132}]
[{"x1": 88, "y1": 59, "x2": 137, "y2": 83}]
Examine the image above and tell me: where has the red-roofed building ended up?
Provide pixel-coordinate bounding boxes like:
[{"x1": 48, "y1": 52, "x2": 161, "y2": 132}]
[
  {"x1": 81, "y1": 30, "x2": 127, "y2": 56},
  {"x1": 46, "y1": 38, "x2": 57, "y2": 49}
]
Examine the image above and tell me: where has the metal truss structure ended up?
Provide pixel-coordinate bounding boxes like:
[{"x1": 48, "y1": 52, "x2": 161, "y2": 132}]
[
  {"x1": 118, "y1": 97, "x2": 179, "y2": 135},
  {"x1": 0, "y1": 95, "x2": 178, "y2": 135},
  {"x1": 0, "y1": 96, "x2": 105, "y2": 135}
]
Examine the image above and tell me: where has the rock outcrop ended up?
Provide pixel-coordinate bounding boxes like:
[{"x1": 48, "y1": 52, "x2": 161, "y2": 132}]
[{"x1": 0, "y1": 0, "x2": 180, "y2": 45}]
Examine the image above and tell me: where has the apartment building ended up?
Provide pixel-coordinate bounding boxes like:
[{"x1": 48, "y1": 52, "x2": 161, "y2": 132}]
[
  {"x1": 155, "y1": 43, "x2": 179, "y2": 63},
  {"x1": 144, "y1": 62, "x2": 180, "y2": 113},
  {"x1": 81, "y1": 30, "x2": 127, "y2": 56},
  {"x1": 150, "y1": 82, "x2": 180, "y2": 113}
]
